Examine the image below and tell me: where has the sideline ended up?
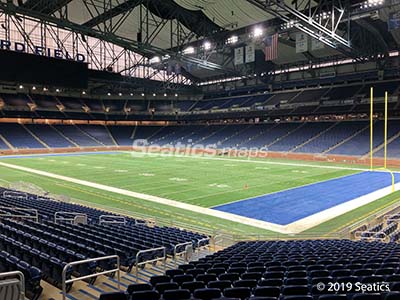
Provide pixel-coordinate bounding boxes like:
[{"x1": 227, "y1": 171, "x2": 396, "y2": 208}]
[{"x1": 1, "y1": 158, "x2": 398, "y2": 234}]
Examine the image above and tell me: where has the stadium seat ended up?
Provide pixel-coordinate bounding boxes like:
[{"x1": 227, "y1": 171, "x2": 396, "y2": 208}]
[
  {"x1": 193, "y1": 288, "x2": 221, "y2": 300},
  {"x1": 126, "y1": 283, "x2": 152, "y2": 294},
  {"x1": 130, "y1": 290, "x2": 160, "y2": 300},
  {"x1": 181, "y1": 281, "x2": 206, "y2": 293},
  {"x1": 253, "y1": 286, "x2": 281, "y2": 298},
  {"x1": 98, "y1": 292, "x2": 127, "y2": 300},
  {"x1": 223, "y1": 287, "x2": 252, "y2": 300},
  {"x1": 162, "y1": 289, "x2": 191, "y2": 300}
]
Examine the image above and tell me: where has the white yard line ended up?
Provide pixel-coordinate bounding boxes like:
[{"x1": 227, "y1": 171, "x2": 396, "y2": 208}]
[
  {"x1": 1, "y1": 158, "x2": 398, "y2": 234},
  {"x1": 0, "y1": 161, "x2": 289, "y2": 233},
  {"x1": 127, "y1": 151, "x2": 399, "y2": 173}
]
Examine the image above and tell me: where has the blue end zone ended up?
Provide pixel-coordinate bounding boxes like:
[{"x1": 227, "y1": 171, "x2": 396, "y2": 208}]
[{"x1": 213, "y1": 171, "x2": 400, "y2": 225}]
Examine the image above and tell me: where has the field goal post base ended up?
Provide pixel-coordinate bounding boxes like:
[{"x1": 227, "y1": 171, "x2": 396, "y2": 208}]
[{"x1": 374, "y1": 167, "x2": 395, "y2": 193}]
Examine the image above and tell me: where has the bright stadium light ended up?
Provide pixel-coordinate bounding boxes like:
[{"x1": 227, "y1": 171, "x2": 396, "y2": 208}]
[
  {"x1": 153, "y1": 93, "x2": 156, "y2": 97},
  {"x1": 118, "y1": 92, "x2": 122, "y2": 96},
  {"x1": 32, "y1": 86, "x2": 36, "y2": 90},
  {"x1": 19, "y1": 85, "x2": 23, "y2": 89},
  {"x1": 130, "y1": 93, "x2": 133, "y2": 96},
  {"x1": 203, "y1": 41, "x2": 212, "y2": 50},
  {"x1": 43, "y1": 87, "x2": 48, "y2": 92},
  {"x1": 253, "y1": 26, "x2": 263, "y2": 38},
  {"x1": 164, "y1": 93, "x2": 167, "y2": 97},
  {"x1": 175, "y1": 93, "x2": 178, "y2": 97},
  {"x1": 107, "y1": 92, "x2": 111, "y2": 96},
  {"x1": 226, "y1": 35, "x2": 238, "y2": 44},
  {"x1": 141, "y1": 93, "x2": 145, "y2": 97},
  {"x1": 82, "y1": 91, "x2": 86, "y2": 95},
  {"x1": 149, "y1": 56, "x2": 161, "y2": 64},
  {"x1": 55, "y1": 89, "x2": 60, "y2": 93},
  {"x1": 183, "y1": 46, "x2": 195, "y2": 55},
  {"x1": 360, "y1": 0, "x2": 384, "y2": 8}
]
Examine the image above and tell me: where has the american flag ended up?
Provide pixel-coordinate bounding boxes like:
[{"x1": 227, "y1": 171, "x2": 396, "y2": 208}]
[{"x1": 264, "y1": 33, "x2": 278, "y2": 61}]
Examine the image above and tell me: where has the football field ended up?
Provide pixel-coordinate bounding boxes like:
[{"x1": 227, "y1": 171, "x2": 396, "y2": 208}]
[{"x1": 0, "y1": 151, "x2": 399, "y2": 236}]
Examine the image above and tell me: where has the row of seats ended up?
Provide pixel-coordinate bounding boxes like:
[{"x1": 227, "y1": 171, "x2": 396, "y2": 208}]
[
  {"x1": 0, "y1": 188, "x2": 208, "y2": 299},
  {"x1": 2, "y1": 120, "x2": 400, "y2": 157},
  {"x1": 97, "y1": 240, "x2": 400, "y2": 300}
]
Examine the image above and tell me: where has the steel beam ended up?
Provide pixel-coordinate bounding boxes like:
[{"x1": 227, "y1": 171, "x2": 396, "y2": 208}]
[{"x1": 246, "y1": 0, "x2": 355, "y2": 55}]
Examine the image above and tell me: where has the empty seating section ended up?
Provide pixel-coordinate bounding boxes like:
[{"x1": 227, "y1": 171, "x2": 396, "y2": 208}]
[
  {"x1": 358, "y1": 81, "x2": 399, "y2": 97},
  {"x1": 218, "y1": 125, "x2": 262, "y2": 148},
  {"x1": 0, "y1": 123, "x2": 44, "y2": 149},
  {"x1": 53, "y1": 125, "x2": 102, "y2": 147},
  {"x1": 2, "y1": 120, "x2": 400, "y2": 156},
  {"x1": 265, "y1": 91, "x2": 299, "y2": 105},
  {"x1": 1, "y1": 93, "x2": 31, "y2": 107},
  {"x1": 325, "y1": 85, "x2": 362, "y2": 100},
  {"x1": 269, "y1": 122, "x2": 332, "y2": 152},
  {"x1": 242, "y1": 123, "x2": 301, "y2": 148},
  {"x1": 290, "y1": 89, "x2": 329, "y2": 103},
  {"x1": 329, "y1": 121, "x2": 400, "y2": 156},
  {"x1": 176, "y1": 101, "x2": 197, "y2": 111},
  {"x1": 108, "y1": 126, "x2": 135, "y2": 146},
  {"x1": 0, "y1": 188, "x2": 207, "y2": 299},
  {"x1": 132, "y1": 126, "x2": 164, "y2": 141},
  {"x1": 0, "y1": 137, "x2": 10, "y2": 150},
  {"x1": 117, "y1": 239, "x2": 400, "y2": 300},
  {"x1": 25, "y1": 124, "x2": 73, "y2": 148},
  {"x1": 295, "y1": 122, "x2": 367, "y2": 154},
  {"x1": 376, "y1": 135, "x2": 400, "y2": 158},
  {"x1": 78, "y1": 125, "x2": 115, "y2": 145}
]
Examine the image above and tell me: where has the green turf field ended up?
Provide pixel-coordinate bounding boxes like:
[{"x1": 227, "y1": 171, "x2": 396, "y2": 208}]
[{"x1": 0, "y1": 151, "x2": 399, "y2": 236}]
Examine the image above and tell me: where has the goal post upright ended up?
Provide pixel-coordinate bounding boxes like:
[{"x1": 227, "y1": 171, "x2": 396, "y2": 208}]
[
  {"x1": 384, "y1": 91, "x2": 388, "y2": 169},
  {"x1": 370, "y1": 87, "x2": 374, "y2": 171}
]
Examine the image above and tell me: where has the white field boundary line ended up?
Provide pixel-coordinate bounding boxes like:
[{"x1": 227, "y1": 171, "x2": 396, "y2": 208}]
[
  {"x1": 285, "y1": 182, "x2": 400, "y2": 233},
  {"x1": 126, "y1": 151, "x2": 400, "y2": 173},
  {"x1": 0, "y1": 161, "x2": 289, "y2": 234},
  {"x1": 1, "y1": 160, "x2": 398, "y2": 234}
]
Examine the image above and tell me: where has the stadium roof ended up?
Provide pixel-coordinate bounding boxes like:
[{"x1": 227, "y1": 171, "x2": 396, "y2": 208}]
[{"x1": 4, "y1": 0, "x2": 400, "y2": 83}]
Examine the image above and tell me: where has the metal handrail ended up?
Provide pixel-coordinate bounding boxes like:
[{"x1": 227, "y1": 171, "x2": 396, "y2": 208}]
[
  {"x1": 62, "y1": 255, "x2": 120, "y2": 300},
  {"x1": 385, "y1": 214, "x2": 400, "y2": 223},
  {"x1": 135, "y1": 247, "x2": 166, "y2": 282},
  {"x1": 173, "y1": 242, "x2": 192, "y2": 267},
  {"x1": 354, "y1": 230, "x2": 380, "y2": 240},
  {"x1": 99, "y1": 215, "x2": 126, "y2": 225},
  {"x1": 54, "y1": 211, "x2": 87, "y2": 224},
  {"x1": 197, "y1": 237, "x2": 210, "y2": 249},
  {"x1": 2, "y1": 191, "x2": 28, "y2": 200},
  {"x1": 0, "y1": 207, "x2": 38, "y2": 222},
  {"x1": 0, "y1": 271, "x2": 25, "y2": 300}
]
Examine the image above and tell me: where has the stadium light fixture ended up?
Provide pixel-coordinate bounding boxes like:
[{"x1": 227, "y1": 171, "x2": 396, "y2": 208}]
[
  {"x1": 56, "y1": 89, "x2": 60, "y2": 93},
  {"x1": 141, "y1": 93, "x2": 145, "y2": 97},
  {"x1": 32, "y1": 86, "x2": 36, "y2": 90},
  {"x1": 175, "y1": 93, "x2": 178, "y2": 97},
  {"x1": 43, "y1": 87, "x2": 48, "y2": 92},
  {"x1": 183, "y1": 46, "x2": 195, "y2": 55},
  {"x1": 82, "y1": 91, "x2": 86, "y2": 95},
  {"x1": 149, "y1": 56, "x2": 161, "y2": 64},
  {"x1": 164, "y1": 93, "x2": 167, "y2": 97},
  {"x1": 153, "y1": 93, "x2": 156, "y2": 97},
  {"x1": 361, "y1": 0, "x2": 384, "y2": 8},
  {"x1": 19, "y1": 85, "x2": 23, "y2": 89},
  {"x1": 118, "y1": 92, "x2": 122, "y2": 96},
  {"x1": 252, "y1": 26, "x2": 263, "y2": 38},
  {"x1": 130, "y1": 93, "x2": 133, "y2": 96},
  {"x1": 226, "y1": 35, "x2": 238, "y2": 44},
  {"x1": 203, "y1": 41, "x2": 212, "y2": 50},
  {"x1": 107, "y1": 92, "x2": 111, "y2": 96}
]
